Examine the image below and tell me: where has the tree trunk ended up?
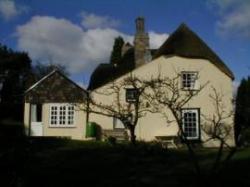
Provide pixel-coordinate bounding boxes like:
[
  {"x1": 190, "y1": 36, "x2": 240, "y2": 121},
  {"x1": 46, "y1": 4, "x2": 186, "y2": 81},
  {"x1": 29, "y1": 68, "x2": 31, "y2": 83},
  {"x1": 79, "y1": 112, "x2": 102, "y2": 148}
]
[{"x1": 128, "y1": 125, "x2": 136, "y2": 145}]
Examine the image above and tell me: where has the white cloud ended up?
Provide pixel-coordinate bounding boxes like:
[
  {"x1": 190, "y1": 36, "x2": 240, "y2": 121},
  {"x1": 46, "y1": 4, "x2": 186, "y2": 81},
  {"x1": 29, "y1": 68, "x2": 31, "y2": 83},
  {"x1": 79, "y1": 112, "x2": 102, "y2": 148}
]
[
  {"x1": 208, "y1": 0, "x2": 237, "y2": 12},
  {"x1": 208, "y1": 0, "x2": 250, "y2": 39},
  {"x1": 80, "y1": 11, "x2": 120, "y2": 29},
  {"x1": 233, "y1": 81, "x2": 240, "y2": 98},
  {"x1": 16, "y1": 15, "x2": 168, "y2": 75},
  {"x1": 149, "y1": 31, "x2": 168, "y2": 49},
  {"x1": 0, "y1": 0, "x2": 28, "y2": 21},
  {"x1": 16, "y1": 16, "x2": 131, "y2": 74}
]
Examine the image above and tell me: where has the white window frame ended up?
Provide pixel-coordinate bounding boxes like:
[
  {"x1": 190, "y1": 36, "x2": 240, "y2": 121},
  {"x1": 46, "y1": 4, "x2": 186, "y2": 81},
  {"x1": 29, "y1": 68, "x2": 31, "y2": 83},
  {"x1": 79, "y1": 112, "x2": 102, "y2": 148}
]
[
  {"x1": 181, "y1": 109, "x2": 200, "y2": 140},
  {"x1": 181, "y1": 72, "x2": 198, "y2": 90},
  {"x1": 49, "y1": 103, "x2": 75, "y2": 127}
]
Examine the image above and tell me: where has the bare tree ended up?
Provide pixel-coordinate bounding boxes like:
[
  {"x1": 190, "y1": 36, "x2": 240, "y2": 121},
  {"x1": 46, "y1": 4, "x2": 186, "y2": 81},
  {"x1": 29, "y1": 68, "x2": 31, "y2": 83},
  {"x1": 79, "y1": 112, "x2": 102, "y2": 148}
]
[
  {"x1": 80, "y1": 75, "x2": 156, "y2": 145},
  {"x1": 146, "y1": 73, "x2": 236, "y2": 180},
  {"x1": 33, "y1": 61, "x2": 69, "y2": 80},
  {"x1": 145, "y1": 72, "x2": 208, "y2": 175},
  {"x1": 202, "y1": 87, "x2": 236, "y2": 174}
]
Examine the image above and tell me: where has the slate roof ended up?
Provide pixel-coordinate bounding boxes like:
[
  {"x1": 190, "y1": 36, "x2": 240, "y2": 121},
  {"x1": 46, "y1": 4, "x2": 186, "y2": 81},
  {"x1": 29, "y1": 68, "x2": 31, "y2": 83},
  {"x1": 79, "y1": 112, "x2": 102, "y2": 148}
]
[
  {"x1": 25, "y1": 70, "x2": 88, "y2": 103},
  {"x1": 88, "y1": 23, "x2": 234, "y2": 90},
  {"x1": 88, "y1": 48, "x2": 135, "y2": 90}
]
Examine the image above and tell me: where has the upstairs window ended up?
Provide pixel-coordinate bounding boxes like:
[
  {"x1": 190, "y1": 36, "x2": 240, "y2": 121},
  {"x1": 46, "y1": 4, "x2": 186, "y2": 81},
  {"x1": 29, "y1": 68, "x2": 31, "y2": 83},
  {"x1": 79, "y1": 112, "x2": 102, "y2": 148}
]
[
  {"x1": 126, "y1": 88, "x2": 139, "y2": 103},
  {"x1": 49, "y1": 104, "x2": 75, "y2": 127},
  {"x1": 181, "y1": 109, "x2": 200, "y2": 140},
  {"x1": 181, "y1": 72, "x2": 198, "y2": 90}
]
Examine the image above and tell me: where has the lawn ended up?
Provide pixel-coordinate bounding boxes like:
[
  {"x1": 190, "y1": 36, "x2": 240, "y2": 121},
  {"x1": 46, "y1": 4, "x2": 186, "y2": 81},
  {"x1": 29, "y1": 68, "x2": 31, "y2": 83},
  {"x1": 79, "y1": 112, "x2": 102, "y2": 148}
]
[{"x1": 1, "y1": 137, "x2": 250, "y2": 187}]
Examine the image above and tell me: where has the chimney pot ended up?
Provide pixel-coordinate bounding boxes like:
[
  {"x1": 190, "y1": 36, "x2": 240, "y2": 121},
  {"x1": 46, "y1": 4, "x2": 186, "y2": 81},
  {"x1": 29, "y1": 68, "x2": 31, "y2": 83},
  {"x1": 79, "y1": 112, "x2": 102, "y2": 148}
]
[{"x1": 136, "y1": 17, "x2": 145, "y2": 34}]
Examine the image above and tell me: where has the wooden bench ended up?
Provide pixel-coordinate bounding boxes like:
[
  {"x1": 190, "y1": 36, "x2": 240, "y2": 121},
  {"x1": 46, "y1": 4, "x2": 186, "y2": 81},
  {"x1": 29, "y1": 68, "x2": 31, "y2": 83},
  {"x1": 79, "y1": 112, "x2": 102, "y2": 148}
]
[
  {"x1": 102, "y1": 129, "x2": 128, "y2": 141},
  {"x1": 155, "y1": 135, "x2": 178, "y2": 148}
]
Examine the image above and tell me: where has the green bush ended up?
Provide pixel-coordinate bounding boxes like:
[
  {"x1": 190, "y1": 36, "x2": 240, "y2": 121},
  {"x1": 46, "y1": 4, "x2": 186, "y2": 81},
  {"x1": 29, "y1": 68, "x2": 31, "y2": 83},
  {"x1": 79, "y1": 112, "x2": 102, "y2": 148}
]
[
  {"x1": 240, "y1": 128, "x2": 250, "y2": 147},
  {"x1": 0, "y1": 123, "x2": 25, "y2": 138}
]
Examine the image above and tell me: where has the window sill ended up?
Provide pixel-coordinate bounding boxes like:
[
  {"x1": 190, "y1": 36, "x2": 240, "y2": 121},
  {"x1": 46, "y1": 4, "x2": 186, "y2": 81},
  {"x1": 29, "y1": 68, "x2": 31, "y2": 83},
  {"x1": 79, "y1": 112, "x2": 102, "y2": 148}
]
[
  {"x1": 49, "y1": 125, "x2": 76, "y2": 128},
  {"x1": 181, "y1": 138, "x2": 201, "y2": 143},
  {"x1": 126, "y1": 99, "x2": 137, "y2": 103},
  {"x1": 181, "y1": 88, "x2": 199, "y2": 91}
]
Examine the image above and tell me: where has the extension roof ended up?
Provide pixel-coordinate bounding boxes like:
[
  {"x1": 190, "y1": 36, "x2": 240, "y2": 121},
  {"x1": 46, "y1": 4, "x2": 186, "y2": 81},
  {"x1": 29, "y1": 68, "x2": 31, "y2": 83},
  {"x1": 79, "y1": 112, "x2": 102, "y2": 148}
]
[{"x1": 25, "y1": 70, "x2": 88, "y2": 103}]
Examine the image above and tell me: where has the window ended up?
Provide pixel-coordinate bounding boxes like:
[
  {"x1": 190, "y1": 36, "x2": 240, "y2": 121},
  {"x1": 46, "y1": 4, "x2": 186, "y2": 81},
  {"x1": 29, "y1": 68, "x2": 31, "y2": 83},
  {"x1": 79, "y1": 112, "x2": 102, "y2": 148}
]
[
  {"x1": 181, "y1": 72, "x2": 198, "y2": 90},
  {"x1": 181, "y1": 109, "x2": 200, "y2": 140},
  {"x1": 113, "y1": 117, "x2": 124, "y2": 129},
  {"x1": 126, "y1": 88, "x2": 138, "y2": 103},
  {"x1": 49, "y1": 104, "x2": 75, "y2": 127}
]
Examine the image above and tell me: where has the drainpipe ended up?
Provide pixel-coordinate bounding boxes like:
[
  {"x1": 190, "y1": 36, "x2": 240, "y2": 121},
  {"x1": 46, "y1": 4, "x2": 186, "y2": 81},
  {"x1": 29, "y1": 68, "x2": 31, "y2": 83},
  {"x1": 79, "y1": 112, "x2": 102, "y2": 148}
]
[
  {"x1": 86, "y1": 91, "x2": 90, "y2": 124},
  {"x1": 85, "y1": 91, "x2": 90, "y2": 138},
  {"x1": 28, "y1": 103, "x2": 31, "y2": 136}
]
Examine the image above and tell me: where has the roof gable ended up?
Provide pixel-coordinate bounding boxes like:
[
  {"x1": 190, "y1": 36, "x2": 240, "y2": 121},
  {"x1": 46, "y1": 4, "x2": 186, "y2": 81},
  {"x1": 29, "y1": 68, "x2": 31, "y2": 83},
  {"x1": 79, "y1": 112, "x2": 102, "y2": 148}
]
[
  {"x1": 153, "y1": 23, "x2": 234, "y2": 79},
  {"x1": 25, "y1": 70, "x2": 87, "y2": 103}
]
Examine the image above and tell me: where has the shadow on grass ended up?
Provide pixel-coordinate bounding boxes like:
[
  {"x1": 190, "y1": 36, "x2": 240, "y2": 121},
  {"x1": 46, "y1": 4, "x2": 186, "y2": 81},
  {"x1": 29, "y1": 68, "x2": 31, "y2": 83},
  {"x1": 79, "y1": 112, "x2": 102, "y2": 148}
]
[{"x1": 1, "y1": 137, "x2": 250, "y2": 187}]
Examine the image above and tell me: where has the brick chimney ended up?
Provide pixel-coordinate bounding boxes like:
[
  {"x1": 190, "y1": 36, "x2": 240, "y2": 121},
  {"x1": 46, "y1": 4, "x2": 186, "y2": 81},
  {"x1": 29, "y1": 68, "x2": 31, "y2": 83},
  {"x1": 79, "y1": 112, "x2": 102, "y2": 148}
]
[{"x1": 134, "y1": 17, "x2": 150, "y2": 67}]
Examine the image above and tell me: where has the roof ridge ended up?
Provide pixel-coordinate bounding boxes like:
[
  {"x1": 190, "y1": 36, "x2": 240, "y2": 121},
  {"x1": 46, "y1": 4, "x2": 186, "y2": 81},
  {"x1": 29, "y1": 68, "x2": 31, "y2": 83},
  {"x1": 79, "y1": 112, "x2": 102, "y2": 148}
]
[
  {"x1": 153, "y1": 23, "x2": 234, "y2": 79},
  {"x1": 25, "y1": 69, "x2": 87, "y2": 94},
  {"x1": 25, "y1": 70, "x2": 57, "y2": 93}
]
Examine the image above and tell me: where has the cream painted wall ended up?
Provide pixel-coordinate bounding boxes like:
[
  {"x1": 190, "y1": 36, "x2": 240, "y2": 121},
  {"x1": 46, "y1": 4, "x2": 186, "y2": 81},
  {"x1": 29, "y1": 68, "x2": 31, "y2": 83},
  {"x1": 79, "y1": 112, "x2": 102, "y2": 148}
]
[
  {"x1": 89, "y1": 55, "x2": 234, "y2": 147},
  {"x1": 24, "y1": 102, "x2": 87, "y2": 140}
]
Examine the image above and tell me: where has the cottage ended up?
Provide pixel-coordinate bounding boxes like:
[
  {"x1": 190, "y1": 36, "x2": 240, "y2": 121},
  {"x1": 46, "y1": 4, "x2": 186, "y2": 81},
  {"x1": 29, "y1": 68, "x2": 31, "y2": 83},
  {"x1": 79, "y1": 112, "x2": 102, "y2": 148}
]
[
  {"x1": 88, "y1": 17, "x2": 235, "y2": 147},
  {"x1": 24, "y1": 17, "x2": 235, "y2": 147}
]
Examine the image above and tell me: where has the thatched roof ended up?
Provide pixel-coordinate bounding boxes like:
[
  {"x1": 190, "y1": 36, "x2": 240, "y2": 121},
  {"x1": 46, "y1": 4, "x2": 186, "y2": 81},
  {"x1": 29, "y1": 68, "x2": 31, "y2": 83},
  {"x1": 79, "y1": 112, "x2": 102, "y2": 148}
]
[
  {"x1": 88, "y1": 23, "x2": 234, "y2": 90},
  {"x1": 153, "y1": 23, "x2": 234, "y2": 79}
]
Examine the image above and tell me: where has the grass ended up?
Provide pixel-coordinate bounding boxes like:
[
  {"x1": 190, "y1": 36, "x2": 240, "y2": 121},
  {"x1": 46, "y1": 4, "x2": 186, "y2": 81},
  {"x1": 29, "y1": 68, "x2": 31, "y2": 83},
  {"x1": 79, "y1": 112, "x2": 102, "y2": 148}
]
[{"x1": 1, "y1": 137, "x2": 250, "y2": 187}]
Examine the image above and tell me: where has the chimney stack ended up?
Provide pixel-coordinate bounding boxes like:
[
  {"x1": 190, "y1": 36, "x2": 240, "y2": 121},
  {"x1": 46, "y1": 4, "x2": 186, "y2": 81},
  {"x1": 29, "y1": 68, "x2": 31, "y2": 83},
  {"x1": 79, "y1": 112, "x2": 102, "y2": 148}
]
[{"x1": 134, "y1": 17, "x2": 150, "y2": 67}]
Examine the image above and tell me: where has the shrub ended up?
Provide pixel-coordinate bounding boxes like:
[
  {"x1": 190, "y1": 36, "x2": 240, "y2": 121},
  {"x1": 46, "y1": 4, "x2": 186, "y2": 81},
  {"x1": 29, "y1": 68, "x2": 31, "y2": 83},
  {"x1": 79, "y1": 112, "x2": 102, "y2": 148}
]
[
  {"x1": 106, "y1": 136, "x2": 117, "y2": 145},
  {"x1": 0, "y1": 123, "x2": 25, "y2": 138}
]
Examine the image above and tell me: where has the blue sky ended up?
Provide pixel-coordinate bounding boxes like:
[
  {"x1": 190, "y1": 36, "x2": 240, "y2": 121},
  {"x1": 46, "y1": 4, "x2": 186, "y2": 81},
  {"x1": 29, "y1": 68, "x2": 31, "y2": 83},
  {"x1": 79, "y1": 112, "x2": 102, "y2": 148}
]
[{"x1": 0, "y1": 0, "x2": 250, "y2": 88}]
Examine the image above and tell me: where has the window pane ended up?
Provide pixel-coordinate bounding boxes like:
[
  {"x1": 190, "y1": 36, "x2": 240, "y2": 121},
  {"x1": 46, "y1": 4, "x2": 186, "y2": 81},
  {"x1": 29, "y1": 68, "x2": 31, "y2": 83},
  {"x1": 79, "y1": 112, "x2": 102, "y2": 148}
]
[
  {"x1": 59, "y1": 106, "x2": 66, "y2": 125},
  {"x1": 67, "y1": 106, "x2": 74, "y2": 125},
  {"x1": 50, "y1": 106, "x2": 57, "y2": 125}
]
